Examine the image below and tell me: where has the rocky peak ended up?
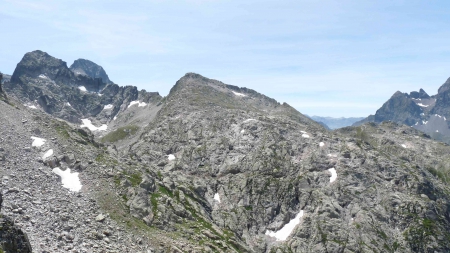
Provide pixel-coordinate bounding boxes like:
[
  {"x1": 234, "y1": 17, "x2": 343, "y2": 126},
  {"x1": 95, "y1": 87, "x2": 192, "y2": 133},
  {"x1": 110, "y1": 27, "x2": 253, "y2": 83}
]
[
  {"x1": 70, "y1": 58, "x2": 112, "y2": 84},
  {"x1": 10, "y1": 50, "x2": 106, "y2": 92},
  {"x1": 410, "y1": 88, "x2": 430, "y2": 99},
  {"x1": 11, "y1": 50, "x2": 71, "y2": 83}
]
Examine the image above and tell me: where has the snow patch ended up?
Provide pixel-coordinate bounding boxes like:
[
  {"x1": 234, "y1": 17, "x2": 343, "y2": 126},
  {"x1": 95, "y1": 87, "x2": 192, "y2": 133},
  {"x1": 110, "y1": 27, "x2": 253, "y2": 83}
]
[
  {"x1": 78, "y1": 86, "x2": 87, "y2": 92},
  {"x1": 232, "y1": 91, "x2": 247, "y2": 97},
  {"x1": 80, "y1": 119, "x2": 107, "y2": 131},
  {"x1": 436, "y1": 130, "x2": 439, "y2": 133},
  {"x1": 302, "y1": 133, "x2": 310, "y2": 138},
  {"x1": 104, "y1": 104, "x2": 114, "y2": 110},
  {"x1": 401, "y1": 144, "x2": 407, "y2": 148},
  {"x1": 52, "y1": 167, "x2": 82, "y2": 192},
  {"x1": 415, "y1": 122, "x2": 418, "y2": 126},
  {"x1": 38, "y1": 74, "x2": 47, "y2": 79},
  {"x1": 422, "y1": 120, "x2": 428, "y2": 125},
  {"x1": 31, "y1": 137, "x2": 46, "y2": 147},
  {"x1": 66, "y1": 102, "x2": 71, "y2": 107},
  {"x1": 420, "y1": 113, "x2": 425, "y2": 116},
  {"x1": 241, "y1": 129, "x2": 245, "y2": 134},
  {"x1": 417, "y1": 103, "x2": 429, "y2": 107},
  {"x1": 319, "y1": 142, "x2": 325, "y2": 147},
  {"x1": 435, "y1": 114, "x2": 442, "y2": 118},
  {"x1": 128, "y1": 100, "x2": 147, "y2": 108},
  {"x1": 27, "y1": 105, "x2": 37, "y2": 109},
  {"x1": 265, "y1": 210, "x2": 304, "y2": 241},
  {"x1": 43, "y1": 149, "x2": 53, "y2": 160},
  {"x1": 113, "y1": 116, "x2": 117, "y2": 121},
  {"x1": 214, "y1": 193, "x2": 221, "y2": 203},
  {"x1": 328, "y1": 168, "x2": 337, "y2": 183},
  {"x1": 167, "y1": 154, "x2": 175, "y2": 161},
  {"x1": 243, "y1": 119, "x2": 256, "y2": 123}
]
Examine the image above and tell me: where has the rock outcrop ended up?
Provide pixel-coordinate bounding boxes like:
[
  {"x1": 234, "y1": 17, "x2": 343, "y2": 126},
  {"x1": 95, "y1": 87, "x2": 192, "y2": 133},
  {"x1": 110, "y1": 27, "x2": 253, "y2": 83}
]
[{"x1": 0, "y1": 191, "x2": 32, "y2": 253}]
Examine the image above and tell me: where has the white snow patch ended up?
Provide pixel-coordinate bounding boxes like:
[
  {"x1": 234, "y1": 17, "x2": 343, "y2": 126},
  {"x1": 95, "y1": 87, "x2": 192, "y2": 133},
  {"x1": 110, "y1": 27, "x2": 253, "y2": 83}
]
[
  {"x1": 113, "y1": 116, "x2": 117, "y2": 121},
  {"x1": 232, "y1": 91, "x2": 247, "y2": 97},
  {"x1": 417, "y1": 103, "x2": 429, "y2": 107},
  {"x1": 27, "y1": 105, "x2": 37, "y2": 109},
  {"x1": 78, "y1": 86, "x2": 87, "y2": 92},
  {"x1": 243, "y1": 119, "x2": 256, "y2": 123},
  {"x1": 415, "y1": 122, "x2": 418, "y2": 126},
  {"x1": 43, "y1": 149, "x2": 53, "y2": 160},
  {"x1": 265, "y1": 210, "x2": 304, "y2": 241},
  {"x1": 302, "y1": 133, "x2": 310, "y2": 138},
  {"x1": 52, "y1": 167, "x2": 82, "y2": 192},
  {"x1": 327, "y1": 154, "x2": 337, "y2": 157},
  {"x1": 241, "y1": 129, "x2": 245, "y2": 133},
  {"x1": 422, "y1": 120, "x2": 428, "y2": 125},
  {"x1": 167, "y1": 154, "x2": 176, "y2": 161},
  {"x1": 98, "y1": 93, "x2": 103, "y2": 97},
  {"x1": 436, "y1": 130, "x2": 439, "y2": 132},
  {"x1": 128, "y1": 100, "x2": 147, "y2": 108},
  {"x1": 420, "y1": 113, "x2": 425, "y2": 116},
  {"x1": 445, "y1": 117, "x2": 447, "y2": 121},
  {"x1": 214, "y1": 193, "x2": 221, "y2": 203},
  {"x1": 401, "y1": 144, "x2": 407, "y2": 148},
  {"x1": 80, "y1": 119, "x2": 107, "y2": 131},
  {"x1": 319, "y1": 142, "x2": 325, "y2": 147},
  {"x1": 31, "y1": 136, "x2": 46, "y2": 147},
  {"x1": 435, "y1": 114, "x2": 442, "y2": 118},
  {"x1": 104, "y1": 104, "x2": 114, "y2": 110},
  {"x1": 328, "y1": 168, "x2": 337, "y2": 183},
  {"x1": 38, "y1": 74, "x2": 47, "y2": 79},
  {"x1": 66, "y1": 102, "x2": 71, "y2": 107},
  {"x1": 300, "y1": 131, "x2": 307, "y2": 134}
]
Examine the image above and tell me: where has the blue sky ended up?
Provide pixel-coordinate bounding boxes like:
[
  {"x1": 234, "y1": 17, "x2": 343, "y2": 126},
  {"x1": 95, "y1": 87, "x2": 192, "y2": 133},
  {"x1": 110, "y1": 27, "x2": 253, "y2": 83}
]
[{"x1": 2, "y1": 0, "x2": 450, "y2": 117}]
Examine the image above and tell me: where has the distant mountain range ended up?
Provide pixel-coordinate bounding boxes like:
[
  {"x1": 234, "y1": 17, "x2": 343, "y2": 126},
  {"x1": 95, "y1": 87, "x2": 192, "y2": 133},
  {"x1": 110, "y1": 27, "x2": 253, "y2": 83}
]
[
  {"x1": 354, "y1": 78, "x2": 450, "y2": 143},
  {"x1": 308, "y1": 116, "x2": 365, "y2": 130}
]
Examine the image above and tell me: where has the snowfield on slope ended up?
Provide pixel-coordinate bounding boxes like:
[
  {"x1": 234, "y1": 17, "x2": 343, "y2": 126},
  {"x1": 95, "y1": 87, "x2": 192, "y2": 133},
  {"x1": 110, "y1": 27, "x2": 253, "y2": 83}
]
[
  {"x1": 52, "y1": 167, "x2": 82, "y2": 192},
  {"x1": 80, "y1": 119, "x2": 107, "y2": 131},
  {"x1": 266, "y1": 210, "x2": 304, "y2": 241}
]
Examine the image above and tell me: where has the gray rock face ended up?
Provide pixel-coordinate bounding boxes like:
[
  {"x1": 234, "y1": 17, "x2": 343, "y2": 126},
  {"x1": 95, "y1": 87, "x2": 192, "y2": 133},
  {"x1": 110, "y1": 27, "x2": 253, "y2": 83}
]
[{"x1": 70, "y1": 58, "x2": 112, "y2": 84}]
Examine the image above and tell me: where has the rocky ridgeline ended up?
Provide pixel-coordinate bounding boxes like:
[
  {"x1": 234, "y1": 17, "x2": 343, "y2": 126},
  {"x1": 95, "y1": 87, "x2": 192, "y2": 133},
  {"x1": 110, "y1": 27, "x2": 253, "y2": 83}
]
[
  {"x1": 355, "y1": 78, "x2": 450, "y2": 143},
  {"x1": 1, "y1": 50, "x2": 450, "y2": 252},
  {"x1": 3, "y1": 50, "x2": 161, "y2": 126}
]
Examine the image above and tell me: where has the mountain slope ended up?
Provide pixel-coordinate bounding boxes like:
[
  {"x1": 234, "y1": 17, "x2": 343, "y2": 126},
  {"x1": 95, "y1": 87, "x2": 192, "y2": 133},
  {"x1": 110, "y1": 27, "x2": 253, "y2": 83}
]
[{"x1": 2, "y1": 52, "x2": 450, "y2": 252}]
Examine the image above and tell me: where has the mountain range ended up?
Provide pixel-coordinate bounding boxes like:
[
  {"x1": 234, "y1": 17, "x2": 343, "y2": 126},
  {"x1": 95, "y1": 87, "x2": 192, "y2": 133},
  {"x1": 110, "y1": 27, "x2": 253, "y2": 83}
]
[{"x1": 1, "y1": 50, "x2": 450, "y2": 252}]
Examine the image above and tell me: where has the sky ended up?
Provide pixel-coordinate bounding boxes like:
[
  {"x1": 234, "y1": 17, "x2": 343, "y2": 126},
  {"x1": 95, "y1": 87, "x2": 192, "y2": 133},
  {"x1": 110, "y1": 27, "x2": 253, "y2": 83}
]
[{"x1": 2, "y1": 0, "x2": 450, "y2": 117}]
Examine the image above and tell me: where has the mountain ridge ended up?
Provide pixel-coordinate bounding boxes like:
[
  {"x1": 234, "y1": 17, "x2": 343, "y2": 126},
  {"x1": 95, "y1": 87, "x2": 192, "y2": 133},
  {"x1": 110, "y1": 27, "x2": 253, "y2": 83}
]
[{"x1": 1, "y1": 50, "x2": 450, "y2": 252}]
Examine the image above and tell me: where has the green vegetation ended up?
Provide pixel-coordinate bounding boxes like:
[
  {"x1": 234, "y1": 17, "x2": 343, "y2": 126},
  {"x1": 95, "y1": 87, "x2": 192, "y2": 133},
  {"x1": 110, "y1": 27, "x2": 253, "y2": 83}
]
[{"x1": 101, "y1": 125, "x2": 139, "y2": 143}]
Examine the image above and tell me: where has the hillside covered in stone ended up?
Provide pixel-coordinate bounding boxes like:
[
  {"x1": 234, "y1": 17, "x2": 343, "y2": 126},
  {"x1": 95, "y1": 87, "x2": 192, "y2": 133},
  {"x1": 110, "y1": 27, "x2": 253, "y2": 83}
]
[
  {"x1": 354, "y1": 79, "x2": 450, "y2": 144},
  {"x1": 1, "y1": 50, "x2": 450, "y2": 252}
]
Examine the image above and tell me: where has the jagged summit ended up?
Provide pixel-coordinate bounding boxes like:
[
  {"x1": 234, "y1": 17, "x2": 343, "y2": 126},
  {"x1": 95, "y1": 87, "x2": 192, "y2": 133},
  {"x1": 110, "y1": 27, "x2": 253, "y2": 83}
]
[
  {"x1": 354, "y1": 76, "x2": 450, "y2": 143},
  {"x1": 70, "y1": 58, "x2": 112, "y2": 84},
  {"x1": 4, "y1": 50, "x2": 162, "y2": 125}
]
